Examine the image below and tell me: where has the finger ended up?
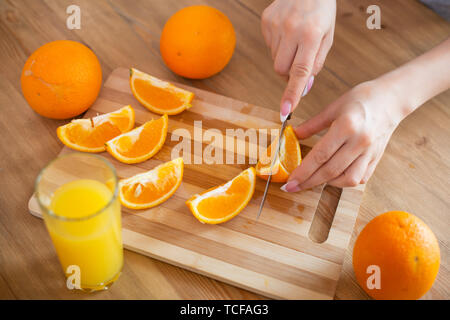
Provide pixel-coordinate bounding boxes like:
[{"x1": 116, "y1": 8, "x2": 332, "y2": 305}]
[
  {"x1": 361, "y1": 138, "x2": 389, "y2": 183},
  {"x1": 294, "y1": 141, "x2": 365, "y2": 191},
  {"x1": 273, "y1": 40, "x2": 297, "y2": 76},
  {"x1": 360, "y1": 162, "x2": 376, "y2": 184},
  {"x1": 287, "y1": 121, "x2": 348, "y2": 186},
  {"x1": 261, "y1": 27, "x2": 272, "y2": 49},
  {"x1": 271, "y1": 33, "x2": 281, "y2": 60},
  {"x1": 312, "y1": 31, "x2": 333, "y2": 76},
  {"x1": 328, "y1": 153, "x2": 372, "y2": 188},
  {"x1": 280, "y1": 39, "x2": 321, "y2": 117},
  {"x1": 360, "y1": 156, "x2": 380, "y2": 184}
]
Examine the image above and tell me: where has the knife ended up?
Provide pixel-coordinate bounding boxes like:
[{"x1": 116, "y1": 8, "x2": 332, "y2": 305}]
[{"x1": 256, "y1": 112, "x2": 292, "y2": 220}]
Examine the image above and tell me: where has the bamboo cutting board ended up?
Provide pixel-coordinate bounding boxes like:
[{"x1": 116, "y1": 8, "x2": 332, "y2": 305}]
[{"x1": 29, "y1": 67, "x2": 364, "y2": 300}]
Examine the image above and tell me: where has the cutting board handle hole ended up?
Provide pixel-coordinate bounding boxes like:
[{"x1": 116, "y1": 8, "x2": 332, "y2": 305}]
[{"x1": 308, "y1": 185, "x2": 342, "y2": 243}]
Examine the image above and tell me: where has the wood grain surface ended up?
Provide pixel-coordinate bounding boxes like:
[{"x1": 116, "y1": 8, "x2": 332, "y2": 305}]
[
  {"x1": 28, "y1": 67, "x2": 365, "y2": 299},
  {"x1": 0, "y1": 0, "x2": 449, "y2": 299}
]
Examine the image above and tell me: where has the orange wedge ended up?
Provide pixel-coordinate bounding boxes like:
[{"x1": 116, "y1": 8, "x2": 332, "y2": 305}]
[
  {"x1": 56, "y1": 105, "x2": 135, "y2": 152},
  {"x1": 186, "y1": 167, "x2": 256, "y2": 224},
  {"x1": 119, "y1": 158, "x2": 184, "y2": 209},
  {"x1": 255, "y1": 125, "x2": 301, "y2": 183},
  {"x1": 130, "y1": 68, "x2": 194, "y2": 115},
  {"x1": 106, "y1": 114, "x2": 168, "y2": 164}
]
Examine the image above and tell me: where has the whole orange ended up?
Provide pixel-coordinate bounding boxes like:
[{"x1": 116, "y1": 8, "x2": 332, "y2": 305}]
[
  {"x1": 21, "y1": 40, "x2": 102, "y2": 119},
  {"x1": 353, "y1": 211, "x2": 440, "y2": 300},
  {"x1": 160, "y1": 5, "x2": 236, "y2": 79}
]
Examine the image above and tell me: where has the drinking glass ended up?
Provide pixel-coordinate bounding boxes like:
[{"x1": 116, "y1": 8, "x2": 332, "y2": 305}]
[{"x1": 35, "y1": 152, "x2": 123, "y2": 292}]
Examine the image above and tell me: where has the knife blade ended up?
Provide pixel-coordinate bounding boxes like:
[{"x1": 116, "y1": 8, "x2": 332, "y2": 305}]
[{"x1": 256, "y1": 113, "x2": 292, "y2": 220}]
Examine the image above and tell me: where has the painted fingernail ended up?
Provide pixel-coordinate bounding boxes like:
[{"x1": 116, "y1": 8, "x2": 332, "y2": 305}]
[
  {"x1": 301, "y1": 75, "x2": 315, "y2": 97},
  {"x1": 280, "y1": 180, "x2": 301, "y2": 193},
  {"x1": 280, "y1": 101, "x2": 292, "y2": 122}
]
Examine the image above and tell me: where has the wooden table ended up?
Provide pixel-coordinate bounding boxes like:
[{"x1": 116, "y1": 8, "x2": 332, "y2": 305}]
[{"x1": 0, "y1": 0, "x2": 448, "y2": 299}]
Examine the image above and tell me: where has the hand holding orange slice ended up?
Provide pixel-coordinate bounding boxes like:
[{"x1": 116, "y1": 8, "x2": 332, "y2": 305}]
[
  {"x1": 106, "y1": 114, "x2": 168, "y2": 164},
  {"x1": 186, "y1": 167, "x2": 256, "y2": 224},
  {"x1": 255, "y1": 125, "x2": 301, "y2": 183},
  {"x1": 57, "y1": 105, "x2": 135, "y2": 152},
  {"x1": 130, "y1": 68, "x2": 194, "y2": 115},
  {"x1": 119, "y1": 158, "x2": 184, "y2": 209}
]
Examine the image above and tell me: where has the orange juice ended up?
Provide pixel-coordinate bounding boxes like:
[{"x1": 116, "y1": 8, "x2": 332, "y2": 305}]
[{"x1": 44, "y1": 179, "x2": 123, "y2": 290}]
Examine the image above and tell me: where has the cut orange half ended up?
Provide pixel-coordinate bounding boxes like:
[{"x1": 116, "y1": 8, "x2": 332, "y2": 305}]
[
  {"x1": 186, "y1": 167, "x2": 256, "y2": 224},
  {"x1": 106, "y1": 114, "x2": 168, "y2": 164},
  {"x1": 255, "y1": 125, "x2": 301, "y2": 183},
  {"x1": 130, "y1": 68, "x2": 194, "y2": 115},
  {"x1": 57, "y1": 105, "x2": 135, "y2": 152},
  {"x1": 119, "y1": 158, "x2": 184, "y2": 209}
]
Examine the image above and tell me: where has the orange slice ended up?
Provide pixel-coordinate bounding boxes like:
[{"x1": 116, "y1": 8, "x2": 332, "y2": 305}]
[
  {"x1": 130, "y1": 68, "x2": 194, "y2": 115},
  {"x1": 119, "y1": 158, "x2": 184, "y2": 209},
  {"x1": 186, "y1": 167, "x2": 256, "y2": 224},
  {"x1": 106, "y1": 114, "x2": 168, "y2": 164},
  {"x1": 255, "y1": 125, "x2": 301, "y2": 183},
  {"x1": 56, "y1": 105, "x2": 135, "y2": 152}
]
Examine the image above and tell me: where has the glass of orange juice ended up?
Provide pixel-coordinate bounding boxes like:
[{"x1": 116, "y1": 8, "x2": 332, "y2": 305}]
[{"x1": 35, "y1": 152, "x2": 123, "y2": 292}]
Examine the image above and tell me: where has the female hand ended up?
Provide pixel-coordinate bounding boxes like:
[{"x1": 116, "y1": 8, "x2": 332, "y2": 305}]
[
  {"x1": 281, "y1": 80, "x2": 405, "y2": 191},
  {"x1": 261, "y1": 0, "x2": 336, "y2": 121}
]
